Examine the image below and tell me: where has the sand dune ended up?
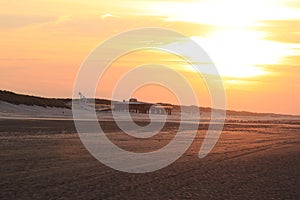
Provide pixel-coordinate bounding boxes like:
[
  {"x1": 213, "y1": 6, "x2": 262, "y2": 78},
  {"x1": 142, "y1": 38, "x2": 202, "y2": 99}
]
[{"x1": 0, "y1": 101, "x2": 72, "y2": 119}]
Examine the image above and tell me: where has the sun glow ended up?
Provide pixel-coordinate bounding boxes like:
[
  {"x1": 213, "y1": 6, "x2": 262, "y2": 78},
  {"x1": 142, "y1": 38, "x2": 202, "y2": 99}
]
[
  {"x1": 138, "y1": 0, "x2": 300, "y2": 79},
  {"x1": 146, "y1": 0, "x2": 300, "y2": 26},
  {"x1": 191, "y1": 29, "x2": 294, "y2": 78},
  {"x1": 160, "y1": 28, "x2": 293, "y2": 78}
]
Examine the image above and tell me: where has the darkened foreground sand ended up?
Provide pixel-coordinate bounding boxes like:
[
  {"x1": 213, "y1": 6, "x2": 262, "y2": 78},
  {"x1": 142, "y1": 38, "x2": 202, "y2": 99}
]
[{"x1": 0, "y1": 119, "x2": 299, "y2": 199}]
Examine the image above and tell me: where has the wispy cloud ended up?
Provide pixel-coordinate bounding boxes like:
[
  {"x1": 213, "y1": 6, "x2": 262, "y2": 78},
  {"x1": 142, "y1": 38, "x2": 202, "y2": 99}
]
[
  {"x1": 0, "y1": 14, "x2": 56, "y2": 29},
  {"x1": 258, "y1": 20, "x2": 300, "y2": 44}
]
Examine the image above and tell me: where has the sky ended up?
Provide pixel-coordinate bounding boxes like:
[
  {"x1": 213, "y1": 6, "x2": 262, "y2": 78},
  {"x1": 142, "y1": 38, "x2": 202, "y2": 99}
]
[{"x1": 0, "y1": 0, "x2": 300, "y2": 114}]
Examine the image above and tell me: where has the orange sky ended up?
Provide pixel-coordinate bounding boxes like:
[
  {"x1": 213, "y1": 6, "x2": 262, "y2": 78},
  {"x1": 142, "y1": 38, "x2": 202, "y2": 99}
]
[{"x1": 0, "y1": 0, "x2": 299, "y2": 114}]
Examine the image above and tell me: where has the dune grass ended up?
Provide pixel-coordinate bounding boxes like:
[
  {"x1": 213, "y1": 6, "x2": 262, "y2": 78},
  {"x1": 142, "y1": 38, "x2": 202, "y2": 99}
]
[{"x1": 0, "y1": 90, "x2": 71, "y2": 108}]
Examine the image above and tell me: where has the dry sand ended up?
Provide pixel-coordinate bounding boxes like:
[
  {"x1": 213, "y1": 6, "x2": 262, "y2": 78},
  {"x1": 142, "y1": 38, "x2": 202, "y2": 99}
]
[{"x1": 0, "y1": 117, "x2": 299, "y2": 200}]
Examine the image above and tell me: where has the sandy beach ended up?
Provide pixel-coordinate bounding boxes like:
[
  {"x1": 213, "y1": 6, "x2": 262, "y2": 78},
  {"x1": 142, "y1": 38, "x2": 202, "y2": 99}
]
[
  {"x1": 1, "y1": 115, "x2": 299, "y2": 199},
  {"x1": 2, "y1": 0, "x2": 300, "y2": 199}
]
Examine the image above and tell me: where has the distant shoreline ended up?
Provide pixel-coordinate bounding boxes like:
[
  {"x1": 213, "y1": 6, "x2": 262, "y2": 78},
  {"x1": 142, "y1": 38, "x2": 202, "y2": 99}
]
[{"x1": 1, "y1": 90, "x2": 299, "y2": 118}]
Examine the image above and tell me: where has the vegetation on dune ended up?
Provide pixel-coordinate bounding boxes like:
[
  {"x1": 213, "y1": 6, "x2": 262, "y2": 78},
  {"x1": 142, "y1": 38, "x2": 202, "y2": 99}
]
[
  {"x1": 0, "y1": 90, "x2": 71, "y2": 108},
  {"x1": 0, "y1": 90, "x2": 115, "y2": 109}
]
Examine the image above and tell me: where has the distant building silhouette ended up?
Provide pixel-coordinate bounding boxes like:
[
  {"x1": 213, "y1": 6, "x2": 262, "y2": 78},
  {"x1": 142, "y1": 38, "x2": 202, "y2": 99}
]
[{"x1": 113, "y1": 98, "x2": 172, "y2": 115}]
